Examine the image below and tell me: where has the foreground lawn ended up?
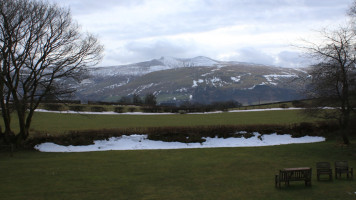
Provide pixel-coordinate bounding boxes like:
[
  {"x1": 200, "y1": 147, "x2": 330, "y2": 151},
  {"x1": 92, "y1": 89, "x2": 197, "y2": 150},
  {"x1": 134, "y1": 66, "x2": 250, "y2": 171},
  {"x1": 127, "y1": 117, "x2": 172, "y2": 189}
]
[
  {"x1": 1, "y1": 109, "x2": 317, "y2": 135},
  {"x1": 1, "y1": 140, "x2": 356, "y2": 200}
]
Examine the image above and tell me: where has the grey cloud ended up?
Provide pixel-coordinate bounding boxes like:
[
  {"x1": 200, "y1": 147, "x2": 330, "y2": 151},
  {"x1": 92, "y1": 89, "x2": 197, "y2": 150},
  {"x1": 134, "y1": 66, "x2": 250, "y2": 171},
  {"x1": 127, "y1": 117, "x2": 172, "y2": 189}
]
[
  {"x1": 50, "y1": 0, "x2": 144, "y2": 15},
  {"x1": 234, "y1": 47, "x2": 275, "y2": 66},
  {"x1": 62, "y1": 0, "x2": 352, "y2": 42},
  {"x1": 48, "y1": 0, "x2": 354, "y2": 67},
  {"x1": 126, "y1": 40, "x2": 189, "y2": 58},
  {"x1": 102, "y1": 39, "x2": 199, "y2": 65},
  {"x1": 275, "y1": 51, "x2": 310, "y2": 68}
]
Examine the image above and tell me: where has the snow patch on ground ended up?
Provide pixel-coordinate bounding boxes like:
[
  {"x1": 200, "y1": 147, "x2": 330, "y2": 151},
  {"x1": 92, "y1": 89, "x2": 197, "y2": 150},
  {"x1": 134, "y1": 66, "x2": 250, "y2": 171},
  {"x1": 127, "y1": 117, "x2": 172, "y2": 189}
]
[
  {"x1": 35, "y1": 109, "x2": 176, "y2": 115},
  {"x1": 34, "y1": 108, "x2": 303, "y2": 115},
  {"x1": 34, "y1": 133, "x2": 325, "y2": 152}
]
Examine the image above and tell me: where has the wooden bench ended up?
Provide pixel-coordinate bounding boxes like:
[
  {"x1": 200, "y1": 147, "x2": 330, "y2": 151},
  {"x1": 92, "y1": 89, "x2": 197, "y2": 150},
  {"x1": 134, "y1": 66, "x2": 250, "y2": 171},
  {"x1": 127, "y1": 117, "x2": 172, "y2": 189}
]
[
  {"x1": 316, "y1": 162, "x2": 332, "y2": 181},
  {"x1": 335, "y1": 161, "x2": 353, "y2": 179},
  {"x1": 275, "y1": 167, "x2": 312, "y2": 188}
]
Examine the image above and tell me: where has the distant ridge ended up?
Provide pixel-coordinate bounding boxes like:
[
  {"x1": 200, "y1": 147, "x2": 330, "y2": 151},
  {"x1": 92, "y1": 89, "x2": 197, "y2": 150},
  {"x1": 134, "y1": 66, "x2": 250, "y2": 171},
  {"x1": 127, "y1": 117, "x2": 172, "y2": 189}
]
[{"x1": 76, "y1": 56, "x2": 309, "y2": 105}]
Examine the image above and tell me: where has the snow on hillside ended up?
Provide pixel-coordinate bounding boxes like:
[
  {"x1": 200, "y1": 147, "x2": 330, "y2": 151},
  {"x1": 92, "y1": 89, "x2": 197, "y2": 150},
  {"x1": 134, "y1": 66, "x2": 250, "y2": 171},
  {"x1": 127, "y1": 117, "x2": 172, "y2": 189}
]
[
  {"x1": 158, "y1": 56, "x2": 184, "y2": 68},
  {"x1": 159, "y1": 56, "x2": 221, "y2": 68},
  {"x1": 263, "y1": 74, "x2": 299, "y2": 86},
  {"x1": 231, "y1": 76, "x2": 241, "y2": 82},
  {"x1": 76, "y1": 56, "x2": 309, "y2": 104},
  {"x1": 91, "y1": 56, "x2": 224, "y2": 77},
  {"x1": 181, "y1": 56, "x2": 221, "y2": 67},
  {"x1": 89, "y1": 56, "x2": 307, "y2": 79}
]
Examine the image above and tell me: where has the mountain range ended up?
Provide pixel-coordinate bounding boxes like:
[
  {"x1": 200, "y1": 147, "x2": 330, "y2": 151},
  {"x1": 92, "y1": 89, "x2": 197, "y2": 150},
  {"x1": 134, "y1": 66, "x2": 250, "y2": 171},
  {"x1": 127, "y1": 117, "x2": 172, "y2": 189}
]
[{"x1": 75, "y1": 56, "x2": 309, "y2": 105}]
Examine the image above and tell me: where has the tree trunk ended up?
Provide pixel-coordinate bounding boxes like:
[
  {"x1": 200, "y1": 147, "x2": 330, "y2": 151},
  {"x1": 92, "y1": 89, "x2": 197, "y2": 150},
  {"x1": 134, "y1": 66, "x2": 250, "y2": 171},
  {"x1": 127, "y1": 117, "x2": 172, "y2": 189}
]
[
  {"x1": 340, "y1": 111, "x2": 350, "y2": 145},
  {"x1": 342, "y1": 131, "x2": 350, "y2": 145},
  {"x1": 0, "y1": 98, "x2": 15, "y2": 144}
]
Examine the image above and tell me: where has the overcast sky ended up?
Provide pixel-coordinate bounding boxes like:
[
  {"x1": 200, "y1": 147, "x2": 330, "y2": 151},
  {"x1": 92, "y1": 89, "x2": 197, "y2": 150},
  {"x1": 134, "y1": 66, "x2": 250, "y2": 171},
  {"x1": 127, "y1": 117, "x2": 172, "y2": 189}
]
[{"x1": 49, "y1": 0, "x2": 353, "y2": 68}]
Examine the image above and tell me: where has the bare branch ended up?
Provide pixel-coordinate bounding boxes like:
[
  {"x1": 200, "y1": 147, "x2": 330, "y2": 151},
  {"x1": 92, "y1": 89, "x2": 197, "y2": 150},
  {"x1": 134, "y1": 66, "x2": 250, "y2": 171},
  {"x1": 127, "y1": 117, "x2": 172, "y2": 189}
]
[{"x1": 0, "y1": 0, "x2": 103, "y2": 142}]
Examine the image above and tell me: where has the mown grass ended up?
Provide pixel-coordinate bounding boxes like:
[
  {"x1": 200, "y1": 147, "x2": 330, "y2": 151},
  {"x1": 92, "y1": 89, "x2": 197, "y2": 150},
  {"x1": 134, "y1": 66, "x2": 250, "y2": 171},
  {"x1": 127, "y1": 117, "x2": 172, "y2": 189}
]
[
  {"x1": 11, "y1": 109, "x2": 317, "y2": 135},
  {"x1": 1, "y1": 140, "x2": 356, "y2": 200}
]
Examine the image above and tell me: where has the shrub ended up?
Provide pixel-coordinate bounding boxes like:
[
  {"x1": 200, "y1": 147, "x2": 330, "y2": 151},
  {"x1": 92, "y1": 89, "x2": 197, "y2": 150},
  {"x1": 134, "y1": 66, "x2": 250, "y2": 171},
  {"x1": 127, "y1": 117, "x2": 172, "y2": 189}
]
[
  {"x1": 178, "y1": 110, "x2": 187, "y2": 114},
  {"x1": 25, "y1": 122, "x2": 340, "y2": 149},
  {"x1": 279, "y1": 103, "x2": 289, "y2": 109},
  {"x1": 43, "y1": 103, "x2": 65, "y2": 111},
  {"x1": 114, "y1": 106, "x2": 125, "y2": 113},
  {"x1": 142, "y1": 106, "x2": 161, "y2": 113},
  {"x1": 292, "y1": 100, "x2": 306, "y2": 108},
  {"x1": 90, "y1": 106, "x2": 107, "y2": 112},
  {"x1": 128, "y1": 107, "x2": 136, "y2": 112},
  {"x1": 69, "y1": 105, "x2": 86, "y2": 112}
]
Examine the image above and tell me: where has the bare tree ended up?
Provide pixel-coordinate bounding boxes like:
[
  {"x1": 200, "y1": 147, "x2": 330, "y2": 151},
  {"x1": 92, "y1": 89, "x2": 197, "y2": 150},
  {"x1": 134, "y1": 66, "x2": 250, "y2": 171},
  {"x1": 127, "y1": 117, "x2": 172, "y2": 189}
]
[
  {"x1": 300, "y1": 26, "x2": 356, "y2": 144},
  {"x1": 0, "y1": 0, "x2": 103, "y2": 144},
  {"x1": 144, "y1": 93, "x2": 157, "y2": 106}
]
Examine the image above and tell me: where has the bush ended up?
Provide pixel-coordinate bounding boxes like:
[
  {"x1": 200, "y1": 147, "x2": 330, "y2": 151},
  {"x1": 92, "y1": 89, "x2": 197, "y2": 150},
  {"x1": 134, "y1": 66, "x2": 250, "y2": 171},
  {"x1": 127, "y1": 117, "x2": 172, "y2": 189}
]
[
  {"x1": 114, "y1": 106, "x2": 125, "y2": 113},
  {"x1": 43, "y1": 103, "x2": 65, "y2": 111},
  {"x1": 25, "y1": 122, "x2": 340, "y2": 149},
  {"x1": 292, "y1": 100, "x2": 307, "y2": 108},
  {"x1": 69, "y1": 105, "x2": 86, "y2": 112},
  {"x1": 142, "y1": 106, "x2": 162, "y2": 113},
  {"x1": 90, "y1": 106, "x2": 107, "y2": 112},
  {"x1": 279, "y1": 103, "x2": 289, "y2": 109},
  {"x1": 178, "y1": 110, "x2": 187, "y2": 114},
  {"x1": 128, "y1": 107, "x2": 136, "y2": 112}
]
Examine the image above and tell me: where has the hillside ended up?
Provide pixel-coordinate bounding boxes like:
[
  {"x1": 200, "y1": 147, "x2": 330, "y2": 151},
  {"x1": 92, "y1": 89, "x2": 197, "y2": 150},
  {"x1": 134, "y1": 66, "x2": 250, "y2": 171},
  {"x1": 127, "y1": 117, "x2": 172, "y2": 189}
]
[{"x1": 76, "y1": 56, "x2": 309, "y2": 105}]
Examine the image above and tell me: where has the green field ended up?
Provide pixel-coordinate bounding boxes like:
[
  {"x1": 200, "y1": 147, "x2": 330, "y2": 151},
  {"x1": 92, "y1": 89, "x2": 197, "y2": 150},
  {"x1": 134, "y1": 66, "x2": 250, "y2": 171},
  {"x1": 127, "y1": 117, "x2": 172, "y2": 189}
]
[
  {"x1": 1, "y1": 109, "x2": 355, "y2": 199},
  {"x1": 8, "y1": 109, "x2": 315, "y2": 135},
  {"x1": 1, "y1": 140, "x2": 355, "y2": 200}
]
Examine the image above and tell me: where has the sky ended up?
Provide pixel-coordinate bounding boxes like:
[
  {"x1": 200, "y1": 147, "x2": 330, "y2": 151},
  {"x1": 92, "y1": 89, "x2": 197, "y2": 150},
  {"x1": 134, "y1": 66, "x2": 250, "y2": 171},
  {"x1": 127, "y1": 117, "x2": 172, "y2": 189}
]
[{"x1": 48, "y1": 0, "x2": 354, "y2": 68}]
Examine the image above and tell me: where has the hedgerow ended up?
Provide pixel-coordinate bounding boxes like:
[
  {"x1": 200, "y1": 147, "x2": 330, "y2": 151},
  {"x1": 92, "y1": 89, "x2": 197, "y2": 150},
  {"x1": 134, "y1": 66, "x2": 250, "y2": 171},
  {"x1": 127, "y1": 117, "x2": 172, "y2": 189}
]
[{"x1": 25, "y1": 121, "x2": 339, "y2": 149}]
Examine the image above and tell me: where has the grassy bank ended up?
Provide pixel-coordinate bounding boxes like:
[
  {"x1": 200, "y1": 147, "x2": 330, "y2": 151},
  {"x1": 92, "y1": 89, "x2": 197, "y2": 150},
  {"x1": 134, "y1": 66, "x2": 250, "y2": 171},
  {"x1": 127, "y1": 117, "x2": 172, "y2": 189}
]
[{"x1": 1, "y1": 140, "x2": 355, "y2": 200}]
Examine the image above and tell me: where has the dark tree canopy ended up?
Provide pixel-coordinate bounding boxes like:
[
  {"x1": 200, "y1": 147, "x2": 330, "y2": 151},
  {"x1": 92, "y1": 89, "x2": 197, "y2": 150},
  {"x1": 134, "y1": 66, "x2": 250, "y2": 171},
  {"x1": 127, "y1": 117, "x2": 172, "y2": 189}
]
[{"x1": 0, "y1": 0, "x2": 103, "y2": 144}]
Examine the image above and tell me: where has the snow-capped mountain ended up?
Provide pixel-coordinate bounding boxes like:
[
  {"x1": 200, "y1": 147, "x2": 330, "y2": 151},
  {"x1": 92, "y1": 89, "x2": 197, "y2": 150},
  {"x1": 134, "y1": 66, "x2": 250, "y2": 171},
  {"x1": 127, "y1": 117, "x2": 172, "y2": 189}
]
[
  {"x1": 90, "y1": 56, "x2": 226, "y2": 77},
  {"x1": 77, "y1": 56, "x2": 309, "y2": 105}
]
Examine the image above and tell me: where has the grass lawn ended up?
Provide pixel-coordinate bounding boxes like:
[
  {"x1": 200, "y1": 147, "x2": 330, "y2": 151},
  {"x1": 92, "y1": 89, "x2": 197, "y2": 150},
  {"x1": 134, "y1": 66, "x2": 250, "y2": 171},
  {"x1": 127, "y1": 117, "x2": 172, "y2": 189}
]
[
  {"x1": 10, "y1": 109, "x2": 316, "y2": 135},
  {"x1": 1, "y1": 140, "x2": 356, "y2": 200}
]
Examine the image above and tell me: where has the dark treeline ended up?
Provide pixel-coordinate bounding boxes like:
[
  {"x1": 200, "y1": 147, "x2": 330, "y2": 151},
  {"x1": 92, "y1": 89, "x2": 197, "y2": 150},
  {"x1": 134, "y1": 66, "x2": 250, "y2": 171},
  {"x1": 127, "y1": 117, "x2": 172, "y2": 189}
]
[{"x1": 163, "y1": 100, "x2": 242, "y2": 113}]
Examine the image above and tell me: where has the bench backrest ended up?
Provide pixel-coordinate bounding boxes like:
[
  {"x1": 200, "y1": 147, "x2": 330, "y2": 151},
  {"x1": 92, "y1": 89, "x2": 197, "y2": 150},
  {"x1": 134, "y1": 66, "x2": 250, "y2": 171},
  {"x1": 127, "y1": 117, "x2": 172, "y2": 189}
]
[
  {"x1": 317, "y1": 162, "x2": 331, "y2": 169},
  {"x1": 279, "y1": 169, "x2": 311, "y2": 181},
  {"x1": 335, "y1": 161, "x2": 349, "y2": 170}
]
